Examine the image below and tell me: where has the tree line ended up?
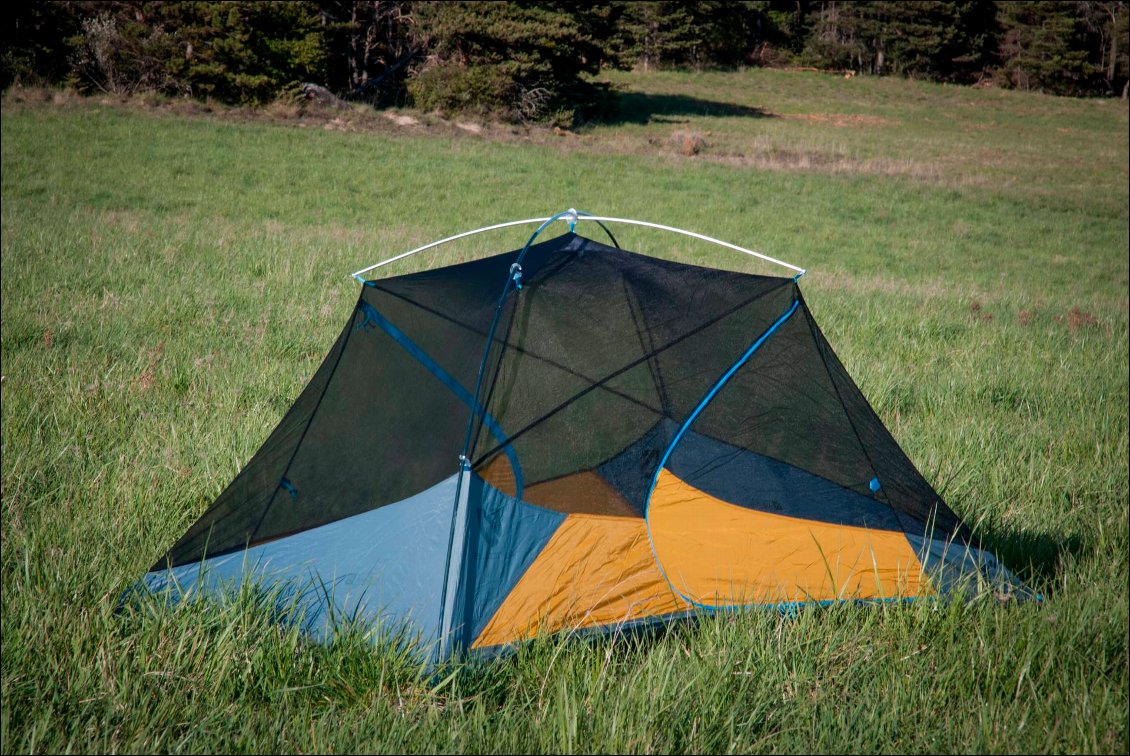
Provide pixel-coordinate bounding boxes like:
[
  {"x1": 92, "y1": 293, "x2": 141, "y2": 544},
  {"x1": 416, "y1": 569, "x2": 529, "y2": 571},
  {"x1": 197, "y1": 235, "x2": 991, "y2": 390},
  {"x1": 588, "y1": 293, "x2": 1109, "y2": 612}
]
[{"x1": 4, "y1": 2, "x2": 1128, "y2": 126}]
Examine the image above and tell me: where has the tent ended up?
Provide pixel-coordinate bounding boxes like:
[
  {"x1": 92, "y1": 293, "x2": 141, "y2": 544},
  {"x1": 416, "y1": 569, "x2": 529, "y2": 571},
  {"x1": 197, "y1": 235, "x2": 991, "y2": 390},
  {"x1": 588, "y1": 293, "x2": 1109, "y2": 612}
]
[{"x1": 144, "y1": 210, "x2": 1026, "y2": 660}]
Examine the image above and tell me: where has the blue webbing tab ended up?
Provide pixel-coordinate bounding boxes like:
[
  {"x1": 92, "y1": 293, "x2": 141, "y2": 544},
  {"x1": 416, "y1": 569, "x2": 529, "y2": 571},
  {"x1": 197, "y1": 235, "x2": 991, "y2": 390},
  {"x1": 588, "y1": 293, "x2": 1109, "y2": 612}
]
[
  {"x1": 643, "y1": 292, "x2": 801, "y2": 611},
  {"x1": 357, "y1": 300, "x2": 524, "y2": 497}
]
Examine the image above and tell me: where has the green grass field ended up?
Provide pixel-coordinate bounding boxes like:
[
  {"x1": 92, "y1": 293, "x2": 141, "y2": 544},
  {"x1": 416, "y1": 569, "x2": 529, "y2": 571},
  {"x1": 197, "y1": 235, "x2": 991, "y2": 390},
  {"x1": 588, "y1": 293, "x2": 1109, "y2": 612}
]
[{"x1": 2, "y1": 68, "x2": 1127, "y2": 753}]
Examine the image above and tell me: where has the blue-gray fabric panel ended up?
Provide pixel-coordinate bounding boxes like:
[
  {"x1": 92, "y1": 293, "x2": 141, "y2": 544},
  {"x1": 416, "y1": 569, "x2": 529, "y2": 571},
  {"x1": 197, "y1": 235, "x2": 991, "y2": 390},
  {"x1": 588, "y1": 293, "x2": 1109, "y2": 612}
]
[
  {"x1": 905, "y1": 533, "x2": 1033, "y2": 598},
  {"x1": 143, "y1": 474, "x2": 459, "y2": 650},
  {"x1": 460, "y1": 474, "x2": 568, "y2": 647}
]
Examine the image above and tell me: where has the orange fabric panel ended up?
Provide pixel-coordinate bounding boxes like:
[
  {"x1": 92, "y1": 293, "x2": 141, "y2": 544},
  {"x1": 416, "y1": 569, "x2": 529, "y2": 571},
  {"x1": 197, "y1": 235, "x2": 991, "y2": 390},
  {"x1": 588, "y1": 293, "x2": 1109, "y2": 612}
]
[
  {"x1": 648, "y1": 469, "x2": 929, "y2": 604},
  {"x1": 477, "y1": 455, "x2": 518, "y2": 497},
  {"x1": 476, "y1": 457, "x2": 638, "y2": 516},
  {"x1": 526, "y1": 472, "x2": 639, "y2": 517},
  {"x1": 473, "y1": 470, "x2": 930, "y2": 650},
  {"x1": 472, "y1": 513, "x2": 688, "y2": 649}
]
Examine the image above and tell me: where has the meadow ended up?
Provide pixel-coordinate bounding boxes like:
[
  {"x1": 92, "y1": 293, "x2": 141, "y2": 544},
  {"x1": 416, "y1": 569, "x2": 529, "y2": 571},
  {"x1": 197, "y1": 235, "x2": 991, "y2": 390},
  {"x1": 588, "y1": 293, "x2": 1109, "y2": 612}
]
[{"x1": 1, "y1": 68, "x2": 1127, "y2": 753}]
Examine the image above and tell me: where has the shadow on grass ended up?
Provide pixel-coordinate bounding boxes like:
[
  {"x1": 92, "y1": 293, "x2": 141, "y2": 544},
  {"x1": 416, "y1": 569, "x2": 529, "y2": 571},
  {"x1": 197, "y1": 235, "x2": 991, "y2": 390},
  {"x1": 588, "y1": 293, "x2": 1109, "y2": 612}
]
[
  {"x1": 606, "y1": 92, "x2": 776, "y2": 125},
  {"x1": 979, "y1": 527, "x2": 1087, "y2": 595}
]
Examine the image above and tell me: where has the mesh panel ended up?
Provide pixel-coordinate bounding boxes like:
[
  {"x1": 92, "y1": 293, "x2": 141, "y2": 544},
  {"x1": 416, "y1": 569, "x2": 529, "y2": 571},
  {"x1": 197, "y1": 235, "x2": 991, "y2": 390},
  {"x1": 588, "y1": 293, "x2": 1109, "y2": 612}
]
[
  {"x1": 801, "y1": 301, "x2": 967, "y2": 538},
  {"x1": 160, "y1": 236, "x2": 571, "y2": 568},
  {"x1": 668, "y1": 293, "x2": 965, "y2": 538},
  {"x1": 467, "y1": 237, "x2": 962, "y2": 537},
  {"x1": 690, "y1": 299, "x2": 879, "y2": 496},
  {"x1": 469, "y1": 238, "x2": 793, "y2": 514},
  {"x1": 159, "y1": 232, "x2": 967, "y2": 570},
  {"x1": 158, "y1": 319, "x2": 354, "y2": 568}
]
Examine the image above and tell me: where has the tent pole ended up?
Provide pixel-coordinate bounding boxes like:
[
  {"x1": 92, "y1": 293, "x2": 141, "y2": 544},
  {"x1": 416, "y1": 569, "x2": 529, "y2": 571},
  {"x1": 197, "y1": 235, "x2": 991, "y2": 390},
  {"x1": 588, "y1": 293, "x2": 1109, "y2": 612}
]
[
  {"x1": 350, "y1": 218, "x2": 549, "y2": 282},
  {"x1": 573, "y1": 216, "x2": 805, "y2": 275},
  {"x1": 349, "y1": 211, "x2": 806, "y2": 281},
  {"x1": 437, "y1": 458, "x2": 474, "y2": 662}
]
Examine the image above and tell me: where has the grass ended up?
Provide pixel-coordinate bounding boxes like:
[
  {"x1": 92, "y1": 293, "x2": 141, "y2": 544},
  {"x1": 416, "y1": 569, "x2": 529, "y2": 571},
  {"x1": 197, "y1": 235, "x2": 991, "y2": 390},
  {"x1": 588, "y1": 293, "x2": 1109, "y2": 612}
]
[
  {"x1": 2, "y1": 68, "x2": 1127, "y2": 753},
  {"x1": 589, "y1": 70, "x2": 1128, "y2": 214}
]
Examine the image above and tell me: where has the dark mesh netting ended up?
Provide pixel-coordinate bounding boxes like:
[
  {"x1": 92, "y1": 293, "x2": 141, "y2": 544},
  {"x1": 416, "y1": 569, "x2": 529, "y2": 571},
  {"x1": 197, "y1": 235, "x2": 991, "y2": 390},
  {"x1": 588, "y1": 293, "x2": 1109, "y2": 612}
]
[
  {"x1": 467, "y1": 237, "x2": 794, "y2": 511},
  {"x1": 467, "y1": 235, "x2": 963, "y2": 535},
  {"x1": 160, "y1": 238, "x2": 548, "y2": 568},
  {"x1": 158, "y1": 232, "x2": 966, "y2": 570},
  {"x1": 676, "y1": 292, "x2": 966, "y2": 538}
]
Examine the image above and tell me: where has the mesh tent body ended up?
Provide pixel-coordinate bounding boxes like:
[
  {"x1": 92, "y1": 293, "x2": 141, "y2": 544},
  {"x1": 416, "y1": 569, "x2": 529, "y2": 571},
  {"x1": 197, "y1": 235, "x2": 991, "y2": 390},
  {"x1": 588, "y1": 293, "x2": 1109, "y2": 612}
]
[{"x1": 144, "y1": 232, "x2": 1024, "y2": 658}]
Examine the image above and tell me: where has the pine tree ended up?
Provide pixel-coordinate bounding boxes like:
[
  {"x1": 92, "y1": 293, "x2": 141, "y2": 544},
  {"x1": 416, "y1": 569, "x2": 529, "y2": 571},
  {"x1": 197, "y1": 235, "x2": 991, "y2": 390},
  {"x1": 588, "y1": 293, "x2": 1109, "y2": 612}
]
[
  {"x1": 406, "y1": 1, "x2": 617, "y2": 125},
  {"x1": 802, "y1": 1, "x2": 997, "y2": 81},
  {"x1": 1077, "y1": 0, "x2": 1129, "y2": 96},
  {"x1": 2, "y1": 3, "x2": 83, "y2": 90},
  {"x1": 317, "y1": 1, "x2": 415, "y2": 104},
  {"x1": 615, "y1": 2, "x2": 699, "y2": 70},
  {"x1": 997, "y1": 1, "x2": 1095, "y2": 93}
]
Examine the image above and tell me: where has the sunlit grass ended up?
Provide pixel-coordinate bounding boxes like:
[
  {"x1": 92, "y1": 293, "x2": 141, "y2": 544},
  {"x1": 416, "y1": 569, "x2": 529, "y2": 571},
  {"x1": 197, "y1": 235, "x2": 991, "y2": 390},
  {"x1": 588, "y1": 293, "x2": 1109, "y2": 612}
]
[{"x1": 2, "y1": 69, "x2": 1127, "y2": 753}]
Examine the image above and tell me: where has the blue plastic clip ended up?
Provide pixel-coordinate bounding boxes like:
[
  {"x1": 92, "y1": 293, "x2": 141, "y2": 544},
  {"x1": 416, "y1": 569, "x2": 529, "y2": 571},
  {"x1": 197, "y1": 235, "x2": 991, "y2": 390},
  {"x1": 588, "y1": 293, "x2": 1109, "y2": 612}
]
[
  {"x1": 510, "y1": 262, "x2": 523, "y2": 290},
  {"x1": 280, "y1": 477, "x2": 299, "y2": 500}
]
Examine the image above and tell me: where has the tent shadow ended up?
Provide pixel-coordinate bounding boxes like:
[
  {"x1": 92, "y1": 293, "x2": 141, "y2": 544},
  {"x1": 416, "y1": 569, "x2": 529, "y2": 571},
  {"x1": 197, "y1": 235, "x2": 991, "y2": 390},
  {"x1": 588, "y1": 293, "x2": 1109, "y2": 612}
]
[
  {"x1": 603, "y1": 92, "x2": 776, "y2": 125},
  {"x1": 976, "y1": 526, "x2": 1086, "y2": 596}
]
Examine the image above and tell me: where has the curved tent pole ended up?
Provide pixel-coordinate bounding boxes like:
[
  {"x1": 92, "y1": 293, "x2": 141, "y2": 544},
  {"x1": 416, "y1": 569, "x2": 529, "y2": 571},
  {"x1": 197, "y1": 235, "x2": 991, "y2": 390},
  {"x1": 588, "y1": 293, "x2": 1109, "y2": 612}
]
[
  {"x1": 349, "y1": 210, "x2": 805, "y2": 282},
  {"x1": 574, "y1": 216, "x2": 805, "y2": 276},
  {"x1": 351, "y1": 218, "x2": 544, "y2": 282},
  {"x1": 349, "y1": 211, "x2": 621, "y2": 283},
  {"x1": 457, "y1": 209, "x2": 581, "y2": 465}
]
